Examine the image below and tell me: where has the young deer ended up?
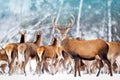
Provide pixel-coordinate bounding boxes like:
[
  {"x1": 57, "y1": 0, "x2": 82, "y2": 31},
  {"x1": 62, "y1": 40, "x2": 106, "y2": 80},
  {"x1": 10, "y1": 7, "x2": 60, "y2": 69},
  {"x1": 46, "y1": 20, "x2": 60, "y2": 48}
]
[{"x1": 52, "y1": 15, "x2": 112, "y2": 77}]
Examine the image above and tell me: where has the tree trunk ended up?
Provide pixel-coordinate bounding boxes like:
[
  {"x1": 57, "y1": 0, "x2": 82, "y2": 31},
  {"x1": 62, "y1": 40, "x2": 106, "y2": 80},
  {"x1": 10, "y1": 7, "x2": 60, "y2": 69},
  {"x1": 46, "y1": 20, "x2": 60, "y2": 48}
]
[
  {"x1": 76, "y1": 0, "x2": 83, "y2": 37},
  {"x1": 108, "y1": 0, "x2": 112, "y2": 42}
]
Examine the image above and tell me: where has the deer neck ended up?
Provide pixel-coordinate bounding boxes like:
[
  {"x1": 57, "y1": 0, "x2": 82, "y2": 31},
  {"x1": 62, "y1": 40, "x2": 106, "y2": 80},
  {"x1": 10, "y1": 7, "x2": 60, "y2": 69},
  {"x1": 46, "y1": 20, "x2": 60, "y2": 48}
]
[
  {"x1": 20, "y1": 34, "x2": 25, "y2": 43},
  {"x1": 51, "y1": 38, "x2": 58, "y2": 47},
  {"x1": 34, "y1": 35, "x2": 41, "y2": 46}
]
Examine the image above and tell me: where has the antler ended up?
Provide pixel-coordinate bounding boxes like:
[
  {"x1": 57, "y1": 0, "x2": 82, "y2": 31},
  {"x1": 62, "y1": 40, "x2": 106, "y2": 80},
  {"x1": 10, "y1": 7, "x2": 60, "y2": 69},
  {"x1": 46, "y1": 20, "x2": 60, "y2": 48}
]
[
  {"x1": 66, "y1": 14, "x2": 75, "y2": 28},
  {"x1": 51, "y1": 14, "x2": 75, "y2": 39},
  {"x1": 51, "y1": 16, "x2": 62, "y2": 30},
  {"x1": 51, "y1": 16, "x2": 56, "y2": 27}
]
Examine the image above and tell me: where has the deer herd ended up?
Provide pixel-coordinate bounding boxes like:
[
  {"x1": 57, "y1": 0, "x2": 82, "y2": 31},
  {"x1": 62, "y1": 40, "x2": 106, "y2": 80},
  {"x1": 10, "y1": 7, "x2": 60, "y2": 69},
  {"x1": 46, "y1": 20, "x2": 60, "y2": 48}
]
[{"x1": 0, "y1": 15, "x2": 120, "y2": 77}]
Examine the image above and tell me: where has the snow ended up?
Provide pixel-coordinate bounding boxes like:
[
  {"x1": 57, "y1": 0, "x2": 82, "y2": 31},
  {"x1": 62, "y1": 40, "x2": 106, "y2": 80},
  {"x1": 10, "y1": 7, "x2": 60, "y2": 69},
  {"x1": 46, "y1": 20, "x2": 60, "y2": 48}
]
[
  {"x1": 0, "y1": 72, "x2": 120, "y2": 80},
  {"x1": 0, "y1": 60, "x2": 119, "y2": 80}
]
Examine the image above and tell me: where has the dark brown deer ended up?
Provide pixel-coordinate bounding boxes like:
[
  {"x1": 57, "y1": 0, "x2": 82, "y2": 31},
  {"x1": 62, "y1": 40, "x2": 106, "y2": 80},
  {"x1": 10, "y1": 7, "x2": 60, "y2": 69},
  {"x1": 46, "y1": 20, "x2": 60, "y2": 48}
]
[
  {"x1": 17, "y1": 31, "x2": 42, "y2": 75},
  {"x1": 4, "y1": 31, "x2": 26, "y2": 75},
  {"x1": 52, "y1": 15, "x2": 112, "y2": 77}
]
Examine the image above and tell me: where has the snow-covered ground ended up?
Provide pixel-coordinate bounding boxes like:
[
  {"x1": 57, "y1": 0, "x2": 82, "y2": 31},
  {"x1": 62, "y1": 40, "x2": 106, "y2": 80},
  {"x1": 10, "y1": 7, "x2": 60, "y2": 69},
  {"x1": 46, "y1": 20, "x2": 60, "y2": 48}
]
[
  {"x1": 0, "y1": 72, "x2": 120, "y2": 80},
  {"x1": 0, "y1": 59, "x2": 120, "y2": 80}
]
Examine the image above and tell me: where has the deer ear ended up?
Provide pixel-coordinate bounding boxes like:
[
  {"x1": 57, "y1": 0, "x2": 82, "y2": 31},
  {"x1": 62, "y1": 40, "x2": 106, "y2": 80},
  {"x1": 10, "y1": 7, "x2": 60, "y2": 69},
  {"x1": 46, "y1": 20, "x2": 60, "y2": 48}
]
[
  {"x1": 18, "y1": 31, "x2": 22, "y2": 35},
  {"x1": 35, "y1": 31, "x2": 38, "y2": 35}
]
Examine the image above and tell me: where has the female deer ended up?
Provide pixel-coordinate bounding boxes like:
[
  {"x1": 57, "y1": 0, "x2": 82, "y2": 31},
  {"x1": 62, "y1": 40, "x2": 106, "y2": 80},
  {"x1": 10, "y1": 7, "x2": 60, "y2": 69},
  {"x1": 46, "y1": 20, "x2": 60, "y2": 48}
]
[
  {"x1": 36, "y1": 36, "x2": 63, "y2": 75},
  {"x1": 17, "y1": 31, "x2": 42, "y2": 75},
  {"x1": 4, "y1": 31, "x2": 26, "y2": 75}
]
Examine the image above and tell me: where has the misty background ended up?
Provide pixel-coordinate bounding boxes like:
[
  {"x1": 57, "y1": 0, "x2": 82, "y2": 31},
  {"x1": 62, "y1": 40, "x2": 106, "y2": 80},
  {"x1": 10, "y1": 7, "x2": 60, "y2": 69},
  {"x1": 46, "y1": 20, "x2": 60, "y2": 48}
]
[{"x1": 0, "y1": 0, "x2": 120, "y2": 46}]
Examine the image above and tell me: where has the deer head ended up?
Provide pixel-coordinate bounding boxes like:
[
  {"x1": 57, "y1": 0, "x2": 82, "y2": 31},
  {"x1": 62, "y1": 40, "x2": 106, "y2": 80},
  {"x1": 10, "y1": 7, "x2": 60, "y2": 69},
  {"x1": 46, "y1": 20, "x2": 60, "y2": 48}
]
[
  {"x1": 18, "y1": 30, "x2": 26, "y2": 43},
  {"x1": 34, "y1": 31, "x2": 42, "y2": 46},
  {"x1": 52, "y1": 14, "x2": 75, "y2": 40}
]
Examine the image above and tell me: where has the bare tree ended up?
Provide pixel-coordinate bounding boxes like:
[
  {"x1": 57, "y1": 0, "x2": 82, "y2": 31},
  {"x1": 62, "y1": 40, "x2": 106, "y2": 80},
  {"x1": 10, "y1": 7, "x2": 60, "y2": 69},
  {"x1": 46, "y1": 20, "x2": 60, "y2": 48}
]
[
  {"x1": 49, "y1": 0, "x2": 64, "y2": 44},
  {"x1": 108, "y1": 0, "x2": 112, "y2": 42},
  {"x1": 76, "y1": 0, "x2": 83, "y2": 37}
]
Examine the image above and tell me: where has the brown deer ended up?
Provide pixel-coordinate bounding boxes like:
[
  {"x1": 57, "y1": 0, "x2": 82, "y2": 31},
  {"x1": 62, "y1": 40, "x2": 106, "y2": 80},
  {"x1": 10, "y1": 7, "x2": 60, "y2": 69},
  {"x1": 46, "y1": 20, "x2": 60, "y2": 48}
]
[
  {"x1": 107, "y1": 42, "x2": 120, "y2": 74},
  {"x1": 0, "y1": 47, "x2": 8, "y2": 74},
  {"x1": 4, "y1": 31, "x2": 26, "y2": 75},
  {"x1": 94, "y1": 42, "x2": 120, "y2": 74},
  {"x1": 17, "y1": 31, "x2": 42, "y2": 75},
  {"x1": 51, "y1": 15, "x2": 75, "y2": 74},
  {"x1": 36, "y1": 36, "x2": 62, "y2": 75},
  {"x1": 52, "y1": 15, "x2": 112, "y2": 77}
]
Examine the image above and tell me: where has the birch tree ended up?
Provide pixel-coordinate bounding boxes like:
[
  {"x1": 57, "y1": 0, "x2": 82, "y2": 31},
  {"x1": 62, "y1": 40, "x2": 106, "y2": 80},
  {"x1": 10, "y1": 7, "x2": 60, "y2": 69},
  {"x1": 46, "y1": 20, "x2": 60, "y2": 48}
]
[
  {"x1": 76, "y1": 0, "x2": 83, "y2": 37},
  {"x1": 108, "y1": 0, "x2": 112, "y2": 42},
  {"x1": 49, "y1": 0, "x2": 64, "y2": 44}
]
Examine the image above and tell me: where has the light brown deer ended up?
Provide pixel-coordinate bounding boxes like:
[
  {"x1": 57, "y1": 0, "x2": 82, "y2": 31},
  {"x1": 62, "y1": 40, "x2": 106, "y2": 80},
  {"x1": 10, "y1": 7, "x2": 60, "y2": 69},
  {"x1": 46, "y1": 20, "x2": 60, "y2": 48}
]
[
  {"x1": 4, "y1": 31, "x2": 26, "y2": 75},
  {"x1": 51, "y1": 15, "x2": 75, "y2": 74},
  {"x1": 94, "y1": 42, "x2": 120, "y2": 74},
  {"x1": 0, "y1": 47, "x2": 8, "y2": 74},
  {"x1": 36, "y1": 36, "x2": 62, "y2": 75},
  {"x1": 107, "y1": 42, "x2": 120, "y2": 74},
  {"x1": 52, "y1": 15, "x2": 112, "y2": 77},
  {"x1": 17, "y1": 31, "x2": 42, "y2": 75}
]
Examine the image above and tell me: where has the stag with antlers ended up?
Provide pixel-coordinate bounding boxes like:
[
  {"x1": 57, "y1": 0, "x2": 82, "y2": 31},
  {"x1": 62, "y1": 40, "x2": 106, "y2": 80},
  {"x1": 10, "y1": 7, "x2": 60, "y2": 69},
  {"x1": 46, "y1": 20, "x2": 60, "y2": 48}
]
[
  {"x1": 50, "y1": 15, "x2": 75, "y2": 74},
  {"x1": 52, "y1": 15, "x2": 113, "y2": 77}
]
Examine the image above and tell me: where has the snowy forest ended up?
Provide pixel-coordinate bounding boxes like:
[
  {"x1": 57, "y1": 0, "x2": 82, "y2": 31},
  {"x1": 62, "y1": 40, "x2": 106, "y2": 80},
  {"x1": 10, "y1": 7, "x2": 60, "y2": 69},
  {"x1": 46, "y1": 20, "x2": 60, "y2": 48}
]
[
  {"x1": 0, "y1": 0, "x2": 120, "y2": 46},
  {"x1": 0, "y1": 0, "x2": 120, "y2": 80}
]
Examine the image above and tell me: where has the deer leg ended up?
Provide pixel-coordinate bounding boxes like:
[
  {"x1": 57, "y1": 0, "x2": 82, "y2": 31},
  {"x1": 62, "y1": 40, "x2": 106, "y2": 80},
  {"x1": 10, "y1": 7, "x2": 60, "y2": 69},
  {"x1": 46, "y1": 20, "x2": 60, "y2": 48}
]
[
  {"x1": 96, "y1": 67, "x2": 101, "y2": 77},
  {"x1": 1, "y1": 66, "x2": 5, "y2": 74},
  {"x1": 35, "y1": 61, "x2": 41, "y2": 75},
  {"x1": 9, "y1": 59, "x2": 15, "y2": 75},
  {"x1": 8, "y1": 61, "x2": 12, "y2": 75},
  {"x1": 74, "y1": 59, "x2": 77, "y2": 77},
  {"x1": 41, "y1": 61, "x2": 44, "y2": 74},
  {"x1": 23, "y1": 56, "x2": 29, "y2": 76},
  {"x1": 78, "y1": 59, "x2": 81, "y2": 76},
  {"x1": 96, "y1": 60, "x2": 103, "y2": 77},
  {"x1": 102, "y1": 59, "x2": 113, "y2": 76},
  {"x1": 74, "y1": 58, "x2": 79, "y2": 77},
  {"x1": 28, "y1": 57, "x2": 33, "y2": 72},
  {"x1": 99, "y1": 53, "x2": 113, "y2": 76},
  {"x1": 43, "y1": 61, "x2": 49, "y2": 74},
  {"x1": 1, "y1": 64, "x2": 7, "y2": 74},
  {"x1": 96, "y1": 60, "x2": 102, "y2": 76},
  {"x1": 63, "y1": 60, "x2": 66, "y2": 70}
]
